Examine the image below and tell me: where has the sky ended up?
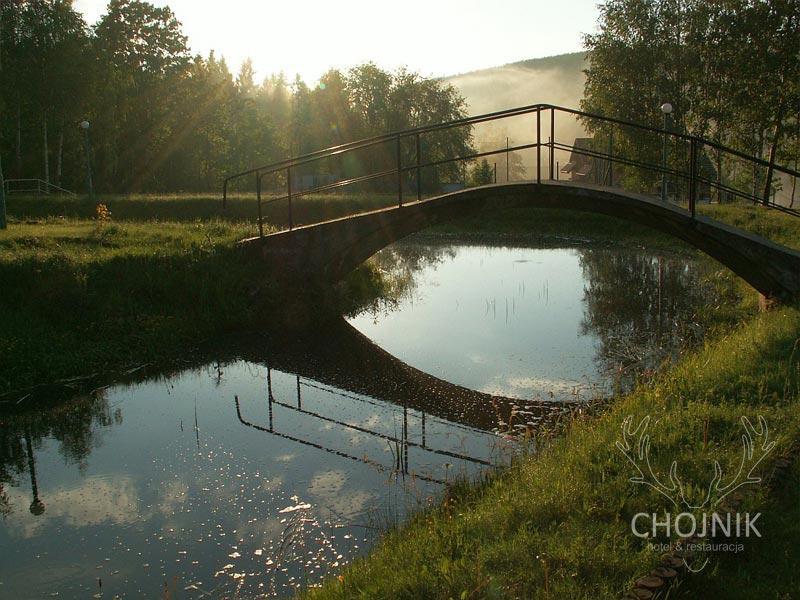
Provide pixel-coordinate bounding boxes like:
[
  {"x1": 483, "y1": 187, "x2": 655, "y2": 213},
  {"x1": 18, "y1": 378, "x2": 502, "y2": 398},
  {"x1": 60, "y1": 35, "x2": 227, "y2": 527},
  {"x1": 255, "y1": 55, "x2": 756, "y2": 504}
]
[{"x1": 73, "y1": 0, "x2": 599, "y2": 83}]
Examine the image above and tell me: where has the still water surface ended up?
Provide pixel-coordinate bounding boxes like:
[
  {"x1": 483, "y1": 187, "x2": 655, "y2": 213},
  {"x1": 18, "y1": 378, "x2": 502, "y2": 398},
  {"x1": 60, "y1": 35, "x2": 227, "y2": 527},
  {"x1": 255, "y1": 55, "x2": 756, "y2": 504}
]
[{"x1": 0, "y1": 239, "x2": 712, "y2": 598}]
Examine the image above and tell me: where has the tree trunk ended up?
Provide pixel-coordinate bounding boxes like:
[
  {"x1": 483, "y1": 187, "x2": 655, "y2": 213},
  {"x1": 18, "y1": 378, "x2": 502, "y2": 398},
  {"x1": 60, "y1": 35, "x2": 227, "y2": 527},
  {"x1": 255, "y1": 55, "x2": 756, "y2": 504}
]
[
  {"x1": 753, "y1": 129, "x2": 765, "y2": 200},
  {"x1": 0, "y1": 153, "x2": 6, "y2": 229},
  {"x1": 15, "y1": 102, "x2": 22, "y2": 176},
  {"x1": 42, "y1": 110, "x2": 49, "y2": 185},
  {"x1": 56, "y1": 126, "x2": 64, "y2": 187},
  {"x1": 763, "y1": 105, "x2": 785, "y2": 206}
]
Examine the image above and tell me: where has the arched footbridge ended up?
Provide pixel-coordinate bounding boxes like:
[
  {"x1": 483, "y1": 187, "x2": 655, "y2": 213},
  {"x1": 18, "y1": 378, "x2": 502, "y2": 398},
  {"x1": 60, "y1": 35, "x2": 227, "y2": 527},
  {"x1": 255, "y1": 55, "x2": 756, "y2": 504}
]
[{"x1": 224, "y1": 104, "x2": 800, "y2": 300}]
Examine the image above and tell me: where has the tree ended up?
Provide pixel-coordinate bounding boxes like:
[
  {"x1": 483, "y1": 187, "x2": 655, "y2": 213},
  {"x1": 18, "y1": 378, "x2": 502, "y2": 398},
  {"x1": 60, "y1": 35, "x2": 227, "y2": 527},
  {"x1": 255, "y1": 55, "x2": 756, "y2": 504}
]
[
  {"x1": 0, "y1": 2, "x2": 475, "y2": 195},
  {"x1": 583, "y1": 0, "x2": 800, "y2": 198},
  {"x1": 92, "y1": 0, "x2": 190, "y2": 191},
  {"x1": 469, "y1": 159, "x2": 494, "y2": 186}
]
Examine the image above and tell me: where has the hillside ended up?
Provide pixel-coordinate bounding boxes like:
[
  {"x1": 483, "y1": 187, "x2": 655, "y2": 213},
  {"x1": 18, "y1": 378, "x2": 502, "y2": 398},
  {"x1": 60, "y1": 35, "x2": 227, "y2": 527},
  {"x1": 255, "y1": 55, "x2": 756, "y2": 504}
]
[
  {"x1": 444, "y1": 52, "x2": 586, "y2": 116},
  {"x1": 444, "y1": 52, "x2": 588, "y2": 178}
]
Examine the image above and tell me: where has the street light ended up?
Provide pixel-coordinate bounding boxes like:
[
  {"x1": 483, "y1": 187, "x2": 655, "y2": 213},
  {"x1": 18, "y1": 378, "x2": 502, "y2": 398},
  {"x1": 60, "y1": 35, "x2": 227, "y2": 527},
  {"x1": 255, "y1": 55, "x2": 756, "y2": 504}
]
[
  {"x1": 79, "y1": 120, "x2": 94, "y2": 201},
  {"x1": 660, "y1": 102, "x2": 673, "y2": 203},
  {"x1": 0, "y1": 154, "x2": 6, "y2": 230}
]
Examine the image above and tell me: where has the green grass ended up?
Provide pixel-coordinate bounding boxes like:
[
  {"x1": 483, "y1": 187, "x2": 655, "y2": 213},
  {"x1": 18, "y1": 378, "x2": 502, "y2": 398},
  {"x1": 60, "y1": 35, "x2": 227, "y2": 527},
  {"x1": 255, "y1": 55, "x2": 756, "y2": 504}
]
[
  {"x1": 0, "y1": 216, "x2": 391, "y2": 397},
  {"x1": 698, "y1": 203, "x2": 800, "y2": 250},
  {"x1": 679, "y1": 457, "x2": 800, "y2": 599},
  {"x1": 304, "y1": 306, "x2": 800, "y2": 599},
  {"x1": 9, "y1": 194, "x2": 800, "y2": 251},
  {"x1": 430, "y1": 205, "x2": 683, "y2": 250},
  {"x1": 432, "y1": 201, "x2": 800, "y2": 253},
  {"x1": 6, "y1": 191, "x2": 398, "y2": 229},
  {"x1": 0, "y1": 219, "x2": 268, "y2": 396}
]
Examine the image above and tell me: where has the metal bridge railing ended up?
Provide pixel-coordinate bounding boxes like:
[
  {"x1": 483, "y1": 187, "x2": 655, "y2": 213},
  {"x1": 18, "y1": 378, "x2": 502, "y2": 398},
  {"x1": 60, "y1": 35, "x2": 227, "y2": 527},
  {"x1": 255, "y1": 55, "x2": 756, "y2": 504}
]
[
  {"x1": 4, "y1": 178, "x2": 75, "y2": 196},
  {"x1": 222, "y1": 103, "x2": 800, "y2": 238},
  {"x1": 234, "y1": 368, "x2": 505, "y2": 485}
]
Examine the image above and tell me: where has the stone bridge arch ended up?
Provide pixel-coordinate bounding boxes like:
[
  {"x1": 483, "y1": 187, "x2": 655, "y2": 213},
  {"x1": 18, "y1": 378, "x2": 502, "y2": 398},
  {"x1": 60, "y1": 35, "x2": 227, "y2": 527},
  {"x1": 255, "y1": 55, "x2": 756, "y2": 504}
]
[{"x1": 243, "y1": 181, "x2": 800, "y2": 300}]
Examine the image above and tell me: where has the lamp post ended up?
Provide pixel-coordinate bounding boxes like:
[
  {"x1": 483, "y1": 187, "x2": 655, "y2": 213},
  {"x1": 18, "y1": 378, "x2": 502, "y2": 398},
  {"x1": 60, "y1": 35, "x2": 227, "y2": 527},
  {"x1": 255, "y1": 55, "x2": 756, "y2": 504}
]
[
  {"x1": 660, "y1": 102, "x2": 673, "y2": 203},
  {"x1": 0, "y1": 154, "x2": 6, "y2": 230},
  {"x1": 79, "y1": 120, "x2": 94, "y2": 201},
  {"x1": 25, "y1": 427, "x2": 45, "y2": 516}
]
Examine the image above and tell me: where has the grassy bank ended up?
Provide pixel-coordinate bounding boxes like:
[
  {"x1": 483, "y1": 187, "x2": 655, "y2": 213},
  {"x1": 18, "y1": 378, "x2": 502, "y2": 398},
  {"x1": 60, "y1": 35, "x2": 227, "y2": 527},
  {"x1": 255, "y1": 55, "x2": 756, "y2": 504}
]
[
  {"x1": 5, "y1": 192, "x2": 397, "y2": 229},
  {"x1": 0, "y1": 216, "x2": 391, "y2": 398},
  {"x1": 432, "y1": 202, "x2": 800, "y2": 252},
  {"x1": 305, "y1": 305, "x2": 800, "y2": 599},
  {"x1": 0, "y1": 219, "x2": 265, "y2": 397},
  {"x1": 9, "y1": 194, "x2": 800, "y2": 250}
]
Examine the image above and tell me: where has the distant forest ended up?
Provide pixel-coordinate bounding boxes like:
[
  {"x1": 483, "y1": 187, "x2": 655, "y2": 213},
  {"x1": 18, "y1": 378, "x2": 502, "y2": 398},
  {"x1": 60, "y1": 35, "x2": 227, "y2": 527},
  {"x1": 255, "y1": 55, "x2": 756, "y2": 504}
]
[{"x1": 0, "y1": 0, "x2": 472, "y2": 194}]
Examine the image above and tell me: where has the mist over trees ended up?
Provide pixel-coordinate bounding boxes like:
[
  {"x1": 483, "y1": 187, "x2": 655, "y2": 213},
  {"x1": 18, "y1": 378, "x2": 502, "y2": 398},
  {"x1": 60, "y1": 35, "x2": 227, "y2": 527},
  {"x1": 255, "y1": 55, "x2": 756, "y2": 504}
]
[
  {"x1": 582, "y1": 0, "x2": 800, "y2": 195},
  {"x1": 0, "y1": 0, "x2": 471, "y2": 194}
]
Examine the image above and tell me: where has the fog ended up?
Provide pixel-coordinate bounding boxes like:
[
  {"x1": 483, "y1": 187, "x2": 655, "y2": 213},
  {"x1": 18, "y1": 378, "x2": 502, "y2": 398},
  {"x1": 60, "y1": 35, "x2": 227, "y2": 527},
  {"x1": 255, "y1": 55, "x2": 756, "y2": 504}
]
[{"x1": 445, "y1": 53, "x2": 588, "y2": 180}]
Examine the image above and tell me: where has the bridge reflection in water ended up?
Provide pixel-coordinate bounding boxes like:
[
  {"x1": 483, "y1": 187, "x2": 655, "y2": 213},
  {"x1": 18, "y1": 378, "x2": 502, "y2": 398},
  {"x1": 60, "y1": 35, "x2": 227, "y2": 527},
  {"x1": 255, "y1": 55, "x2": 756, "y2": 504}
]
[
  {"x1": 2, "y1": 332, "x2": 555, "y2": 597},
  {"x1": 235, "y1": 374, "x2": 494, "y2": 487},
  {"x1": 232, "y1": 319, "x2": 569, "y2": 485},
  {"x1": 238, "y1": 319, "x2": 568, "y2": 429}
]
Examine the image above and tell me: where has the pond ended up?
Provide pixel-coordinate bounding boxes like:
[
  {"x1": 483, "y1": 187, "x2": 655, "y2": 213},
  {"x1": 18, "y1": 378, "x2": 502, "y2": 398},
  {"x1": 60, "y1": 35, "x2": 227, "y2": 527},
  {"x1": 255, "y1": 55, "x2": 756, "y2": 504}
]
[{"x1": 0, "y1": 238, "x2": 714, "y2": 598}]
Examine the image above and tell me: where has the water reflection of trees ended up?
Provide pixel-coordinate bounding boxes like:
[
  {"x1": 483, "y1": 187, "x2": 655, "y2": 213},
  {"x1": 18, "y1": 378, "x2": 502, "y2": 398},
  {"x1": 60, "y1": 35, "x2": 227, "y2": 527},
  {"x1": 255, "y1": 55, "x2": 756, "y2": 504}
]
[
  {"x1": 365, "y1": 240, "x2": 715, "y2": 391},
  {"x1": 578, "y1": 248, "x2": 712, "y2": 388},
  {"x1": 0, "y1": 393, "x2": 120, "y2": 516},
  {"x1": 361, "y1": 239, "x2": 456, "y2": 316}
]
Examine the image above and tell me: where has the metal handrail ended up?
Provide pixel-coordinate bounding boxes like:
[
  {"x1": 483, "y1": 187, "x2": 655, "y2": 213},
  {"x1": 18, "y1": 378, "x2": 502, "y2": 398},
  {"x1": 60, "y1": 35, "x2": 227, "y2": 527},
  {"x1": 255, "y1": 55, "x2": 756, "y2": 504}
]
[
  {"x1": 4, "y1": 178, "x2": 76, "y2": 196},
  {"x1": 223, "y1": 103, "x2": 800, "y2": 234}
]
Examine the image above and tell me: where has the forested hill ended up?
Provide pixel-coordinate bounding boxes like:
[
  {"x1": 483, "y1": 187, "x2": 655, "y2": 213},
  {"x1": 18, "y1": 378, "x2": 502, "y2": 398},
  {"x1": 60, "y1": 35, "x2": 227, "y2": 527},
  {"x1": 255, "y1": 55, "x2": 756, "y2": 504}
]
[{"x1": 444, "y1": 52, "x2": 586, "y2": 116}]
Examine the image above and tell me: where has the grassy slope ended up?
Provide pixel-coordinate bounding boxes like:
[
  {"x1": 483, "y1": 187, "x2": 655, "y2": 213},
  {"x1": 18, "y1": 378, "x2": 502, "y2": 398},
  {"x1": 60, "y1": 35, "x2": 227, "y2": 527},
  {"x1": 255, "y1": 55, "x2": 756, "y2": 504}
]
[
  {"x1": 680, "y1": 458, "x2": 800, "y2": 599},
  {"x1": 0, "y1": 219, "x2": 267, "y2": 394},
  {"x1": 6, "y1": 192, "x2": 397, "y2": 227},
  {"x1": 306, "y1": 306, "x2": 800, "y2": 599}
]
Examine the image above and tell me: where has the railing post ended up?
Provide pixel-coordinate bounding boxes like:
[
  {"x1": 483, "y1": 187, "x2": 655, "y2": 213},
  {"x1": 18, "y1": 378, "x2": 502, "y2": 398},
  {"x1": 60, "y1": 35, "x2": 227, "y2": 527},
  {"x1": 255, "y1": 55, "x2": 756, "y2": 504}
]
[
  {"x1": 256, "y1": 171, "x2": 264, "y2": 238},
  {"x1": 287, "y1": 166, "x2": 293, "y2": 230},
  {"x1": 549, "y1": 108, "x2": 555, "y2": 180},
  {"x1": 415, "y1": 133, "x2": 422, "y2": 201},
  {"x1": 689, "y1": 138, "x2": 697, "y2": 218},
  {"x1": 396, "y1": 135, "x2": 403, "y2": 207},
  {"x1": 296, "y1": 375, "x2": 301, "y2": 409},
  {"x1": 764, "y1": 141, "x2": 777, "y2": 206},
  {"x1": 607, "y1": 128, "x2": 613, "y2": 187},
  {"x1": 536, "y1": 108, "x2": 541, "y2": 184},
  {"x1": 222, "y1": 179, "x2": 228, "y2": 210}
]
